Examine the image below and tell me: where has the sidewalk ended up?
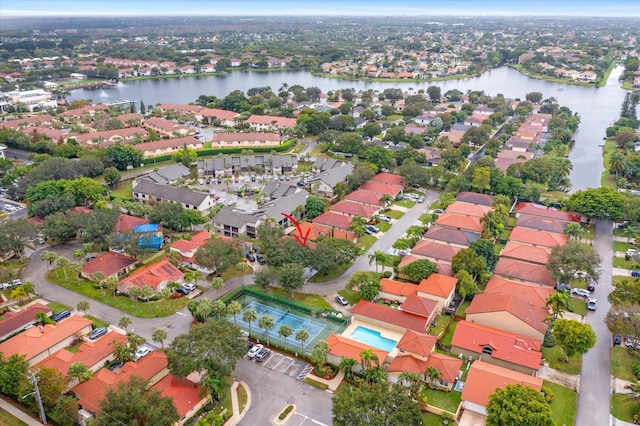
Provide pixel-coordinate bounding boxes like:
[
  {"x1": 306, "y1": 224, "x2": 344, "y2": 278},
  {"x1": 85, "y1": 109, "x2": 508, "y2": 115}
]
[
  {"x1": 226, "y1": 379, "x2": 250, "y2": 426},
  {"x1": 307, "y1": 370, "x2": 344, "y2": 392},
  {"x1": 0, "y1": 398, "x2": 42, "y2": 426}
]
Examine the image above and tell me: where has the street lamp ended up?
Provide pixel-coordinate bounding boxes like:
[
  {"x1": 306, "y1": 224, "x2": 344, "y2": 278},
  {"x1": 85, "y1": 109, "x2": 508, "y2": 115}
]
[{"x1": 23, "y1": 370, "x2": 47, "y2": 425}]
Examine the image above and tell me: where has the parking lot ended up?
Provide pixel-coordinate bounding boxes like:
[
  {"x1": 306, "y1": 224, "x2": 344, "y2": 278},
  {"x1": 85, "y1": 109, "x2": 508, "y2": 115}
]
[
  {"x1": 246, "y1": 346, "x2": 312, "y2": 381},
  {"x1": 0, "y1": 200, "x2": 24, "y2": 214}
]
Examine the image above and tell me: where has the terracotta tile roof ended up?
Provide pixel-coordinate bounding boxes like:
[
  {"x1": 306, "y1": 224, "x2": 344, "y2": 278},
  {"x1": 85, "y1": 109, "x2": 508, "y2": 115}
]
[
  {"x1": 509, "y1": 226, "x2": 567, "y2": 248},
  {"x1": 72, "y1": 351, "x2": 169, "y2": 415},
  {"x1": 380, "y1": 278, "x2": 418, "y2": 297},
  {"x1": 516, "y1": 202, "x2": 580, "y2": 223},
  {"x1": 358, "y1": 181, "x2": 404, "y2": 196},
  {"x1": 113, "y1": 214, "x2": 149, "y2": 233},
  {"x1": 388, "y1": 355, "x2": 428, "y2": 375},
  {"x1": 500, "y1": 241, "x2": 551, "y2": 265},
  {"x1": 396, "y1": 329, "x2": 437, "y2": 357},
  {"x1": 151, "y1": 374, "x2": 204, "y2": 418},
  {"x1": 312, "y1": 211, "x2": 353, "y2": 230},
  {"x1": 135, "y1": 136, "x2": 202, "y2": 153},
  {"x1": 484, "y1": 276, "x2": 553, "y2": 310},
  {"x1": 199, "y1": 108, "x2": 239, "y2": 121},
  {"x1": 82, "y1": 252, "x2": 138, "y2": 278},
  {"x1": 435, "y1": 213, "x2": 483, "y2": 233},
  {"x1": 294, "y1": 221, "x2": 355, "y2": 241},
  {"x1": 0, "y1": 315, "x2": 93, "y2": 362},
  {"x1": 169, "y1": 231, "x2": 211, "y2": 255},
  {"x1": 245, "y1": 114, "x2": 297, "y2": 128},
  {"x1": 352, "y1": 300, "x2": 429, "y2": 332},
  {"x1": 412, "y1": 240, "x2": 462, "y2": 262},
  {"x1": 494, "y1": 258, "x2": 555, "y2": 287},
  {"x1": 37, "y1": 331, "x2": 128, "y2": 376},
  {"x1": 0, "y1": 304, "x2": 53, "y2": 340},
  {"x1": 370, "y1": 172, "x2": 405, "y2": 186},
  {"x1": 455, "y1": 192, "x2": 494, "y2": 206},
  {"x1": 344, "y1": 190, "x2": 383, "y2": 206},
  {"x1": 326, "y1": 334, "x2": 388, "y2": 363},
  {"x1": 423, "y1": 225, "x2": 480, "y2": 247},
  {"x1": 118, "y1": 258, "x2": 184, "y2": 292},
  {"x1": 451, "y1": 321, "x2": 542, "y2": 370},
  {"x1": 212, "y1": 132, "x2": 280, "y2": 143},
  {"x1": 516, "y1": 216, "x2": 568, "y2": 234},
  {"x1": 445, "y1": 201, "x2": 492, "y2": 218},
  {"x1": 330, "y1": 200, "x2": 379, "y2": 218},
  {"x1": 417, "y1": 274, "x2": 457, "y2": 298},
  {"x1": 462, "y1": 360, "x2": 542, "y2": 407},
  {"x1": 400, "y1": 295, "x2": 438, "y2": 321},
  {"x1": 466, "y1": 293, "x2": 549, "y2": 335},
  {"x1": 426, "y1": 352, "x2": 463, "y2": 383}
]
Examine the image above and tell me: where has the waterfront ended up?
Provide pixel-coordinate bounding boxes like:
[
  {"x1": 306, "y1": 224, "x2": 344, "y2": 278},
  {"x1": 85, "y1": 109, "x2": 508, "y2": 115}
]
[{"x1": 69, "y1": 66, "x2": 629, "y2": 191}]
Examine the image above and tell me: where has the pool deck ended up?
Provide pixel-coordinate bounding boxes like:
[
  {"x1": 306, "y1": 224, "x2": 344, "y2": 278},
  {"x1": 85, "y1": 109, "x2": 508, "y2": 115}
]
[{"x1": 342, "y1": 320, "x2": 404, "y2": 359}]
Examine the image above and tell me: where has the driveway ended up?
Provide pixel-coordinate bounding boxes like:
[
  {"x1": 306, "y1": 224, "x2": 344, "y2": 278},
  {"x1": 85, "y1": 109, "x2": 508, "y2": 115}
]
[{"x1": 576, "y1": 219, "x2": 613, "y2": 426}]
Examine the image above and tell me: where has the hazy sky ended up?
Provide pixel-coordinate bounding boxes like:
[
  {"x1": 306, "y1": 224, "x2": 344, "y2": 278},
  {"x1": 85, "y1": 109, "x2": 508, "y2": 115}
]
[{"x1": 2, "y1": 0, "x2": 639, "y2": 17}]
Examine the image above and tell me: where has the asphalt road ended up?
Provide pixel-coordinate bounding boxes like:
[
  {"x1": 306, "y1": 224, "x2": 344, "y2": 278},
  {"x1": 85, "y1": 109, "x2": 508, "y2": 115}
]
[{"x1": 576, "y1": 219, "x2": 613, "y2": 426}]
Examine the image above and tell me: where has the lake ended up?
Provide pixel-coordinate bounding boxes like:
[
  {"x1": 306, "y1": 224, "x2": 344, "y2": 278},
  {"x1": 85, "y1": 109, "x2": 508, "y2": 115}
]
[{"x1": 69, "y1": 66, "x2": 629, "y2": 191}]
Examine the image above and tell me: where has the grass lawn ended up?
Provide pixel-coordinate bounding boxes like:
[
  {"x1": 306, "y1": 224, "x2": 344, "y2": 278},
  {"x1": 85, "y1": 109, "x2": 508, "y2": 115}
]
[
  {"x1": 440, "y1": 319, "x2": 458, "y2": 346},
  {"x1": 541, "y1": 345, "x2": 582, "y2": 375},
  {"x1": 612, "y1": 346, "x2": 640, "y2": 382},
  {"x1": 357, "y1": 235, "x2": 377, "y2": 253},
  {"x1": 614, "y1": 241, "x2": 634, "y2": 252},
  {"x1": 267, "y1": 287, "x2": 333, "y2": 310},
  {"x1": 47, "y1": 268, "x2": 190, "y2": 318},
  {"x1": 612, "y1": 393, "x2": 637, "y2": 423},
  {"x1": 544, "y1": 380, "x2": 577, "y2": 426},
  {"x1": 311, "y1": 143, "x2": 326, "y2": 155},
  {"x1": 338, "y1": 289, "x2": 362, "y2": 306},
  {"x1": 47, "y1": 300, "x2": 72, "y2": 313},
  {"x1": 110, "y1": 180, "x2": 133, "y2": 200},
  {"x1": 614, "y1": 275, "x2": 633, "y2": 286},
  {"x1": 237, "y1": 382, "x2": 248, "y2": 413},
  {"x1": 568, "y1": 298, "x2": 587, "y2": 317},
  {"x1": 65, "y1": 340, "x2": 83, "y2": 353},
  {"x1": 303, "y1": 377, "x2": 329, "y2": 390},
  {"x1": 420, "y1": 388, "x2": 462, "y2": 413},
  {"x1": 86, "y1": 315, "x2": 110, "y2": 329},
  {"x1": 429, "y1": 315, "x2": 452, "y2": 339},
  {"x1": 219, "y1": 264, "x2": 253, "y2": 282},
  {"x1": 393, "y1": 199, "x2": 415, "y2": 208},
  {"x1": 614, "y1": 256, "x2": 634, "y2": 269},
  {"x1": 385, "y1": 209, "x2": 404, "y2": 219},
  {"x1": 457, "y1": 300, "x2": 471, "y2": 317},
  {"x1": 422, "y1": 412, "x2": 445, "y2": 426},
  {"x1": 419, "y1": 213, "x2": 431, "y2": 223},
  {"x1": 309, "y1": 263, "x2": 351, "y2": 283},
  {"x1": 601, "y1": 139, "x2": 618, "y2": 188},
  {"x1": 0, "y1": 409, "x2": 27, "y2": 426},
  {"x1": 377, "y1": 222, "x2": 391, "y2": 232}
]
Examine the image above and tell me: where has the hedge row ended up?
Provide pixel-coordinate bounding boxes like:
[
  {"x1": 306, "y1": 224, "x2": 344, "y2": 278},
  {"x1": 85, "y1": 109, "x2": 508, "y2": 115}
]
[
  {"x1": 241, "y1": 287, "x2": 315, "y2": 315},
  {"x1": 140, "y1": 139, "x2": 294, "y2": 165}
]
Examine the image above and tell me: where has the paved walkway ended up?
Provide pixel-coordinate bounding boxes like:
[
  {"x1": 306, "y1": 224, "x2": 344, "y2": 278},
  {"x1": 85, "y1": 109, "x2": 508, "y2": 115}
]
[
  {"x1": 307, "y1": 370, "x2": 345, "y2": 392},
  {"x1": 226, "y1": 380, "x2": 250, "y2": 426},
  {"x1": 0, "y1": 398, "x2": 42, "y2": 426}
]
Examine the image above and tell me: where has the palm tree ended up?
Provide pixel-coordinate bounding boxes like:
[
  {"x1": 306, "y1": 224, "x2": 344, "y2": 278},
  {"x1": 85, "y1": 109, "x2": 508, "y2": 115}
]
[
  {"x1": 152, "y1": 328, "x2": 168, "y2": 348},
  {"x1": 119, "y1": 316, "x2": 132, "y2": 333},
  {"x1": 359, "y1": 348, "x2": 379, "y2": 372},
  {"x1": 10, "y1": 287, "x2": 28, "y2": 303},
  {"x1": 339, "y1": 356, "x2": 357, "y2": 380},
  {"x1": 310, "y1": 341, "x2": 330, "y2": 367},
  {"x1": 200, "y1": 374, "x2": 226, "y2": 404},
  {"x1": 212, "y1": 299, "x2": 227, "y2": 320},
  {"x1": 68, "y1": 263, "x2": 83, "y2": 286},
  {"x1": 185, "y1": 270, "x2": 202, "y2": 286},
  {"x1": 77, "y1": 300, "x2": 90, "y2": 316},
  {"x1": 92, "y1": 271, "x2": 105, "y2": 294},
  {"x1": 349, "y1": 215, "x2": 367, "y2": 238},
  {"x1": 398, "y1": 371, "x2": 422, "y2": 398},
  {"x1": 68, "y1": 362, "x2": 92, "y2": 383},
  {"x1": 73, "y1": 249, "x2": 86, "y2": 261},
  {"x1": 211, "y1": 277, "x2": 225, "y2": 299},
  {"x1": 129, "y1": 286, "x2": 141, "y2": 307},
  {"x1": 140, "y1": 285, "x2": 155, "y2": 311},
  {"x1": 425, "y1": 366, "x2": 442, "y2": 389},
  {"x1": 158, "y1": 287, "x2": 172, "y2": 311},
  {"x1": 621, "y1": 225, "x2": 640, "y2": 244},
  {"x1": 258, "y1": 314, "x2": 275, "y2": 344},
  {"x1": 295, "y1": 329, "x2": 309, "y2": 354},
  {"x1": 278, "y1": 324, "x2": 293, "y2": 349},
  {"x1": 242, "y1": 308, "x2": 258, "y2": 337},
  {"x1": 380, "y1": 193, "x2": 394, "y2": 210},
  {"x1": 41, "y1": 251, "x2": 57, "y2": 270},
  {"x1": 227, "y1": 300, "x2": 243, "y2": 325},
  {"x1": 106, "y1": 276, "x2": 119, "y2": 298},
  {"x1": 21, "y1": 281, "x2": 35, "y2": 301},
  {"x1": 564, "y1": 222, "x2": 584, "y2": 241},
  {"x1": 610, "y1": 151, "x2": 628, "y2": 178},
  {"x1": 236, "y1": 262, "x2": 249, "y2": 287},
  {"x1": 35, "y1": 311, "x2": 54, "y2": 325},
  {"x1": 546, "y1": 292, "x2": 571, "y2": 322},
  {"x1": 369, "y1": 250, "x2": 390, "y2": 275},
  {"x1": 55, "y1": 256, "x2": 69, "y2": 281}
]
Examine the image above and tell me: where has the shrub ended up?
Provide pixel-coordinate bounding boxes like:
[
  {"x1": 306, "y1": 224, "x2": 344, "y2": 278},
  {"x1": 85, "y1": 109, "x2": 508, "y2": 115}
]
[
  {"x1": 543, "y1": 331, "x2": 555, "y2": 348},
  {"x1": 632, "y1": 361, "x2": 640, "y2": 379},
  {"x1": 541, "y1": 385, "x2": 555, "y2": 403},
  {"x1": 382, "y1": 271, "x2": 392, "y2": 278}
]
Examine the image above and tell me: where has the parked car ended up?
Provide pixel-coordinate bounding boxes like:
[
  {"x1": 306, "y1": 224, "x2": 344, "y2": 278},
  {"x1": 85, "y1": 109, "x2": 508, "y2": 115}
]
[
  {"x1": 335, "y1": 295, "x2": 349, "y2": 306},
  {"x1": 364, "y1": 227, "x2": 373, "y2": 235},
  {"x1": 613, "y1": 335, "x2": 622, "y2": 346},
  {"x1": 587, "y1": 298, "x2": 597, "y2": 311},
  {"x1": 246, "y1": 253, "x2": 256, "y2": 262},
  {"x1": 365, "y1": 224, "x2": 379, "y2": 233},
  {"x1": 247, "y1": 341, "x2": 254, "y2": 351},
  {"x1": 256, "y1": 254, "x2": 266, "y2": 265},
  {"x1": 88, "y1": 327, "x2": 108, "y2": 340},
  {"x1": 217, "y1": 178, "x2": 222, "y2": 184},
  {"x1": 587, "y1": 280, "x2": 596, "y2": 291},
  {"x1": 255, "y1": 348, "x2": 271, "y2": 362},
  {"x1": 633, "y1": 270, "x2": 640, "y2": 278},
  {"x1": 51, "y1": 310, "x2": 71, "y2": 322},
  {"x1": 555, "y1": 283, "x2": 572, "y2": 293},
  {"x1": 626, "y1": 337, "x2": 635, "y2": 349},
  {"x1": 417, "y1": 196, "x2": 425, "y2": 203},
  {"x1": 247, "y1": 344, "x2": 264, "y2": 358},
  {"x1": 182, "y1": 282, "x2": 196, "y2": 291},
  {"x1": 627, "y1": 248, "x2": 637, "y2": 257},
  {"x1": 378, "y1": 214, "x2": 391, "y2": 222},
  {"x1": 108, "y1": 361, "x2": 124, "y2": 371},
  {"x1": 176, "y1": 287, "x2": 189, "y2": 296},
  {"x1": 571, "y1": 288, "x2": 590, "y2": 298},
  {"x1": 135, "y1": 345, "x2": 152, "y2": 360},
  {"x1": 434, "y1": 209, "x2": 444, "y2": 214}
]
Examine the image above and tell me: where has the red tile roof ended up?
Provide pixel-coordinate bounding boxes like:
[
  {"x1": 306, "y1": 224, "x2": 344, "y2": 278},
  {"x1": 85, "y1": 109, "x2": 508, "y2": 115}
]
[
  {"x1": 494, "y1": 258, "x2": 555, "y2": 287},
  {"x1": 245, "y1": 115, "x2": 297, "y2": 128},
  {"x1": 82, "y1": 252, "x2": 138, "y2": 278},
  {"x1": 358, "y1": 181, "x2": 404, "y2": 196},
  {"x1": 387, "y1": 355, "x2": 428, "y2": 375},
  {"x1": 445, "y1": 201, "x2": 492, "y2": 218},
  {"x1": 326, "y1": 334, "x2": 388, "y2": 363},
  {"x1": 435, "y1": 213, "x2": 483, "y2": 233},
  {"x1": 426, "y1": 352, "x2": 463, "y2": 383},
  {"x1": 466, "y1": 293, "x2": 549, "y2": 335},
  {"x1": 516, "y1": 202, "x2": 580, "y2": 223},
  {"x1": 451, "y1": 321, "x2": 542, "y2": 370},
  {"x1": 370, "y1": 172, "x2": 405, "y2": 186},
  {"x1": 484, "y1": 276, "x2": 553, "y2": 310},
  {"x1": 396, "y1": 329, "x2": 437, "y2": 357},
  {"x1": 352, "y1": 300, "x2": 429, "y2": 332},
  {"x1": 417, "y1": 274, "x2": 457, "y2": 298},
  {"x1": 151, "y1": 374, "x2": 204, "y2": 418},
  {"x1": 113, "y1": 214, "x2": 149, "y2": 233},
  {"x1": 423, "y1": 225, "x2": 480, "y2": 246},
  {"x1": 169, "y1": 231, "x2": 211, "y2": 260},
  {"x1": 412, "y1": 240, "x2": 462, "y2": 262},
  {"x1": 312, "y1": 211, "x2": 354, "y2": 230},
  {"x1": 118, "y1": 258, "x2": 184, "y2": 292},
  {"x1": 509, "y1": 226, "x2": 568, "y2": 248},
  {"x1": 380, "y1": 278, "x2": 418, "y2": 297},
  {"x1": 330, "y1": 200, "x2": 379, "y2": 218},
  {"x1": 135, "y1": 136, "x2": 202, "y2": 153},
  {"x1": 500, "y1": 241, "x2": 551, "y2": 265},
  {"x1": 0, "y1": 304, "x2": 53, "y2": 339},
  {"x1": 344, "y1": 190, "x2": 383, "y2": 206},
  {"x1": 455, "y1": 192, "x2": 494, "y2": 206},
  {"x1": 462, "y1": 360, "x2": 542, "y2": 407},
  {"x1": 294, "y1": 222, "x2": 356, "y2": 241},
  {"x1": 212, "y1": 132, "x2": 280, "y2": 143},
  {"x1": 399, "y1": 295, "x2": 438, "y2": 321}
]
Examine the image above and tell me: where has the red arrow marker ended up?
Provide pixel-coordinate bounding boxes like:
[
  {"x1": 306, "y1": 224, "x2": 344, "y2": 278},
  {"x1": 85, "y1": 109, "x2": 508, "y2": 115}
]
[{"x1": 281, "y1": 213, "x2": 310, "y2": 247}]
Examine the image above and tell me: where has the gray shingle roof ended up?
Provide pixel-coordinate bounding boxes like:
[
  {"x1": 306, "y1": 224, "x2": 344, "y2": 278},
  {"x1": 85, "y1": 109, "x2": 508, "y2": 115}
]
[{"x1": 133, "y1": 180, "x2": 210, "y2": 207}]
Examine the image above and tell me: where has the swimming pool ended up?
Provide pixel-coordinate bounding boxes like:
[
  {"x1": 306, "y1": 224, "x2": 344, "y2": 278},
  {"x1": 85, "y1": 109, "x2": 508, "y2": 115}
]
[{"x1": 349, "y1": 326, "x2": 397, "y2": 352}]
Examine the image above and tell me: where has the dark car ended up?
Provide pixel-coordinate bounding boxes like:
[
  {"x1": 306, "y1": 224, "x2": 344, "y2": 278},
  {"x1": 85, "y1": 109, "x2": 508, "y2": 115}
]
[
  {"x1": 587, "y1": 280, "x2": 596, "y2": 291},
  {"x1": 633, "y1": 270, "x2": 640, "y2": 278},
  {"x1": 176, "y1": 287, "x2": 189, "y2": 295},
  {"x1": 51, "y1": 310, "x2": 71, "y2": 322},
  {"x1": 555, "y1": 283, "x2": 572, "y2": 293},
  {"x1": 88, "y1": 327, "x2": 108, "y2": 340},
  {"x1": 256, "y1": 254, "x2": 266, "y2": 265},
  {"x1": 247, "y1": 341, "x2": 254, "y2": 351},
  {"x1": 217, "y1": 178, "x2": 222, "y2": 184},
  {"x1": 613, "y1": 335, "x2": 622, "y2": 346},
  {"x1": 246, "y1": 253, "x2": 256, "y2": 262},
  {"x1": 255, "y1": 348, "x2": 271, "y2": 362},
  {"x1": 108, "y1": 361, "x2": 124, "y2": 371}
]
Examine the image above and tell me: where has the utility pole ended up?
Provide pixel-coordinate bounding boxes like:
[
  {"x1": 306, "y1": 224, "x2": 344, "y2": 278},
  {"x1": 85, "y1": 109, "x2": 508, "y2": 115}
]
[{"x1": 24, "y1": 370, "x2": 47, "y2": 425}]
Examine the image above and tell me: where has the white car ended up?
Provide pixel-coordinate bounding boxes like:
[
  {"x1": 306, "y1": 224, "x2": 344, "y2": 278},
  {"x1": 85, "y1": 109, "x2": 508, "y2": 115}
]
[
  {"x1": 571, "y1": 288, "x2": 590, "y2": 298},
  {"x1": 135, "y1": 345, "x2": 152, "y2": 360},
  {"x1": 247, "y1": 344, "x2": 264, "y2": 358},
  {"x1": 587, "y1": 298, "x2": 597, "y2": 311},
  {"x1": 627, "y1": 248, "x2": 638, "y2": 257},
  {"x1": 378, "y1": 214, "x2": 391, "y2": 222},
  {"x1": 182, "y1": 282, "x2": 196, "y2": 291}
]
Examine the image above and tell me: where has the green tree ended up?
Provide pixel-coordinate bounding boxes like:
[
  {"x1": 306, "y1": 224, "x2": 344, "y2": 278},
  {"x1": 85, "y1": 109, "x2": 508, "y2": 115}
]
[
  {"x1": 152, "y1": 328, "x2": 168, "y2": 348},
  {"x1": 0, "y1": 354, "x2": 29, "y2": 398},
  {"x1": 339, "y1": 356, "x2": 357, "y2": 380},
  {"x1": 469, "y1": 238, "x2": 499, "y2": 271},
  {"x1": 547, "y1": 240, "x2": 601, "y2": 285},
  {"x1": 568, "y1": 186, "x2": 626, "y2": 220},
  {"x1": 564, "y1": 222, "x2": 585, "y2": 240},
  {"x1": 211, "y1": 299, "x2": 227, "y2": 321},
  {"x1": 305, "y1": 196, "x2": 326, "y2": 219},
  {"x1": 103, "y1": 166, "x2": 122, "y2": 188},
  {"x1": 425, "y1": 365, "x2": 442, "y2": 388},
  {"x1": 360, "y1": 280, "x2": 381, "y2": 302},
  {"x1": 348, "y1": 215, "x2": 367, "y2": 238},
  {"x1": 242, "y1": 309, "x2": 258, "y2": 337},
  {"x1": 278, "y1": 324, "x2": 293, "y2": 348},
  {"x1": 106, "y1": 144, "x2": 143, "y2": 171},
  {"x1": 310, "y1": 238, "x2": 359, "y2": 277},
  {"x1": 295, "y1": 329, "x2": 310, "y2": 353},
  {"x1": 452, "y1": 248, "x2": 487, "y2": 282},
  {"x1": 552, "y1": 318, "x2": 597, "y2": 362},
  {"x1": 359, "y1": 348, "x2": 379, "y2": 371},
  {"x1": 254, "y1": 268, "x2": 276, "y2": 290},
  {"x1": 76, "y1": 300, "x2": 90, "y2": 316},
  {"x1": 93, "y1": 376, "x2": 179, "y2": 426},
  {"x1": 55, "y1": 255, "x2": 69, "y2": 282},
  {"x1": 227, "y1": 300, "x2": 243, "y2": 325},
  {"x1": 118, "y1": 316, "x2": 132, "y2": 333},
  {"x1": 68, "y1": 362, "x2": 92, "y2": 383},
  {"x1": 486, "y1": 384, "x2": 553, "y2": 426},
  {"x1": 400, "y1": 259, "x2": 438, "y2": 282},
  {"x1": 41, "y1": 250, "x2": 58, "y2": 270},
  {"x1": 310, "y1": 340, "x2": 330, "y2": 367},
  {"x1": 69, "y1": 262, "x2": 83, "y2": 286},
  {"x1": 173, "y1": 146, "x2": 197, "y2": 168},
  {"x1": 211, "y1": 277, "x2": 225, "y2": 299},
  {"x1": 455, "y1": 270, "x2": 479, "y2": 300},
  {"x1": 279, "y1": 262, "x2": 306, "y2": 298},
  {"x1": 195, "y1": 236, "x2": 243, "y2": 275},
  {"x1": 258, "y1": 314, "x2": 276, "y2": 344},
  {"x1": 546, "y1": 291, "x2": 571, "y2": 322},
  {"x1": 235, "y1": 261, "x2": 250, "y2": 287},
  {"x1": 368, "y1": 250, "x2": 389, "y2": 274}
]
